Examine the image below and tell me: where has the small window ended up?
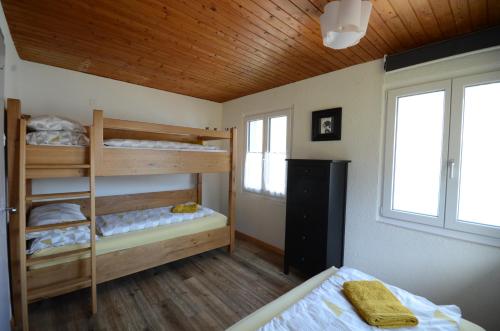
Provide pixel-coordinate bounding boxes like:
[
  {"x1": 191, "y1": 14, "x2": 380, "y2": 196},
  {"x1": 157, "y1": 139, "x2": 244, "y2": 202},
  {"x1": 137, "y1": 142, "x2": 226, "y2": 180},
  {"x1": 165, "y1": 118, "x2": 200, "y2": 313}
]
[
  {"x1": 382, "y1": 71, "x2": 500, "y2": 242},
  {"x1": 243, "y1": 110, "x2": 291, "y2": 198}
]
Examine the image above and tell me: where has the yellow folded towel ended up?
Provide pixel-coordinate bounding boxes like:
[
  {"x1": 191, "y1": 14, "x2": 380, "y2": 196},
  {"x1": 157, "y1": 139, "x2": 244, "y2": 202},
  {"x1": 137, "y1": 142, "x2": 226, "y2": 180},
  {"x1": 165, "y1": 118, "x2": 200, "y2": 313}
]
[
  {"x1": 343, "y1": 280, "x2": 418, "y2": 328},
  {"x1": 171, "y1": 203, "x2": 199, "y2": 213}
]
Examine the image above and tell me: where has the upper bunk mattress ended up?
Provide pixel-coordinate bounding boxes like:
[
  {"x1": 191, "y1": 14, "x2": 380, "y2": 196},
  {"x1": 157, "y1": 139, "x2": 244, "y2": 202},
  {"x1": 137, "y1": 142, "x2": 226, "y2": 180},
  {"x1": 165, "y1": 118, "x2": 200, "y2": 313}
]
[
  {"x1": 29, "y1": 210, "x2": 227, "y2": 269},
  {"x1": 103, "y1": 138, "x2": 225, "y2": 152}
]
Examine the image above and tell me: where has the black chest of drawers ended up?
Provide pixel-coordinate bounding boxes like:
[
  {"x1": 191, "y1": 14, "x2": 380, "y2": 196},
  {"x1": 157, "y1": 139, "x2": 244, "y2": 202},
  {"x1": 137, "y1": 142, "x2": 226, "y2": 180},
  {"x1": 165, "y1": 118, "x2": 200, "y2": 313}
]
[{"x1": 284, "y1": 159, "x2": 349, "y2": 276}]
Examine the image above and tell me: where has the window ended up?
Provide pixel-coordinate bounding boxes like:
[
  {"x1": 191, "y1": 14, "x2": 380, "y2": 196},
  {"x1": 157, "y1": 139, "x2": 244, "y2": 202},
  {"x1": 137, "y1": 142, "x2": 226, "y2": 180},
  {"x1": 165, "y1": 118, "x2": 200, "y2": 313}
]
[
  {"x1": 382, "y1": 72, "x2": 500, "y2": 240},
  {"x1": 445, "y1": 72, "x2": 500, "y2": 237},
  {"x1": 243, "y1": 109, "x2": 291, "y2": 197}
]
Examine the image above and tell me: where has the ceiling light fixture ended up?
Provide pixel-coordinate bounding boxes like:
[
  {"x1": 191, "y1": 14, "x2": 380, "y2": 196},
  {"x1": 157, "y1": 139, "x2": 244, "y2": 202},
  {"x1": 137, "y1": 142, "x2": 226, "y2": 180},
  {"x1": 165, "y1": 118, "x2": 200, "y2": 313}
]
[{"x1": 320, "y1": 0, "x2": 372, "y2": 50}]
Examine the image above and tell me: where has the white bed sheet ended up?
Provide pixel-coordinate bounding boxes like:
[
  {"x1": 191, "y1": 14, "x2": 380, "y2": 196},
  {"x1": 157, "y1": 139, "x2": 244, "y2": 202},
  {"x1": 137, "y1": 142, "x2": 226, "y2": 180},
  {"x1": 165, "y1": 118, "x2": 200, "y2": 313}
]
[
  {"x1": 104, "y1": 138, "x2": 225, "y2": 152},
  {"x1": 227, "y1": 267, "x2": 484, "y2": 331},
  {"x1": 96, "y1": 204, "x2": 215, "y2": 236},
  {"x1": 104, "y1": 145, "x2": 225, "y2": 152}
]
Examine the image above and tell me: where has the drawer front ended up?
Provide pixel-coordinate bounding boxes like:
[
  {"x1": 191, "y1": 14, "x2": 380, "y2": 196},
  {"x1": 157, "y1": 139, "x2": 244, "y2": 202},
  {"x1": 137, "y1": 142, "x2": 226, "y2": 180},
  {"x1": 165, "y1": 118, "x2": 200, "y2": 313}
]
[
  {"x1": 287, "y1": 164, "x2": 330, "y2": 205},
  {"x1": 288, "y1": 163, "x2": 330, "y2": 178},
  {"x1": 286, "y1": 177, "x2": 329, "y2": 205},
  {"x1": 285, "y1": 222, "x2": 326, "y2": 254},
  {"x1": 286, "y1": 204, "x2": 328, "y2": 231},
  {"x1": 285, "y1": 239, "x2": 326, "y2": 275}
]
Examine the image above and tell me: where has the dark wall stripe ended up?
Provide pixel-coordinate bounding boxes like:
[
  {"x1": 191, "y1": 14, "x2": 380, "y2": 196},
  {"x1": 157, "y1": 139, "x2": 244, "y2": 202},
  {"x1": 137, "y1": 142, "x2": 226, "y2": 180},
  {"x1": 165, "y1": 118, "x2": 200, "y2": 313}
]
[{"x1": 384, "y1": 26, "x2": 500, "y2": 72}]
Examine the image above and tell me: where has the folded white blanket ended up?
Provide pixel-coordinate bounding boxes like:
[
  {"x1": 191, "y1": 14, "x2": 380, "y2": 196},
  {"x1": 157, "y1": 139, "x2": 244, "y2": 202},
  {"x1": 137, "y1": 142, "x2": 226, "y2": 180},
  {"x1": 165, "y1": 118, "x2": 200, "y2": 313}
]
[
  {"x1": 96, "y1": 204, "x2": 215, "y2": 236},
  {"x1": 260, "y1": 267, "x2": 462, "y2": 331},
  {"x1": 28, "y1": 226, "x2": 94, "y2": 254},
  {"x1": 26, "y1": 131, "x2": 89, "y2": 147}
]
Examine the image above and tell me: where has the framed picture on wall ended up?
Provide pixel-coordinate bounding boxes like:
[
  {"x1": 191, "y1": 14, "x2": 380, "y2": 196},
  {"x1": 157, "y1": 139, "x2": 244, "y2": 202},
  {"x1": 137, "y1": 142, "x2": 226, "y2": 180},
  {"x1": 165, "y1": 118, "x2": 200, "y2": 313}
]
[{"x1": 311, "y1": 107, "x2": 342, "y2": 141}]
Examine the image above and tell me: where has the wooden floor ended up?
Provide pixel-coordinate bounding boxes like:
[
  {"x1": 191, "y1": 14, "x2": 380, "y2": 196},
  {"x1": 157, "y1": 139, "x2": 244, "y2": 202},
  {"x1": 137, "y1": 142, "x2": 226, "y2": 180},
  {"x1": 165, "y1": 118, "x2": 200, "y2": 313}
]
[{"x1": 28, "y1": 239, "x2": 304, "y2": 331}]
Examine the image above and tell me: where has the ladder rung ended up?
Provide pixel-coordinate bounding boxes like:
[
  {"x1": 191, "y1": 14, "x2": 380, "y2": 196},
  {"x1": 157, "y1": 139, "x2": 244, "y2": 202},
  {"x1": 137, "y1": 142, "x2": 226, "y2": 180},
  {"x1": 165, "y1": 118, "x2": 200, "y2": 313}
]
[
  {"x1": 28, "y1": 276, "x2": 92, "y2": 302},
  {"x1": 27, "y1": 247, "x2": 91, "y2": 267},
  {"x1": 26, "y1": 191, "x2": 91, "y2": 201},
  {"x1": 26, "y1": 219, "x2": 91, "y2": 233},
  {"x1": 26, "y1": 164, "x2": 90, "y2": 169}
]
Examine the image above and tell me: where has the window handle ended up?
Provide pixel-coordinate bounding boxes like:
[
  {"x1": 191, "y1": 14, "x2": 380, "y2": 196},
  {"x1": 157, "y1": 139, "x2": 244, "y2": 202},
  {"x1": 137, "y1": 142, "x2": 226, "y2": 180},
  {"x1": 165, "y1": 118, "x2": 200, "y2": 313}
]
[
  {"x1": 448, "y1": 159, "x2": 456, "y2": 179},
  {"x1": 1, "y1": 207, "x2": 17, "y2": 214}
]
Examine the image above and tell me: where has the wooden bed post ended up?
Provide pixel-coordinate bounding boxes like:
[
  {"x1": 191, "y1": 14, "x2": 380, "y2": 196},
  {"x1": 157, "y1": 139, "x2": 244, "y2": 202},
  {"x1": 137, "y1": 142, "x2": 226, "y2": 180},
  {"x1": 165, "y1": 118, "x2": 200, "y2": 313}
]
[
  {"x1": 92, "y1": 110, "x2": 104, "y2": 173},
  {"x1": 228, "y1": 127, "x2": 237, "y2": 253},
  {"x1": 196, "y1": 174, "x2": 202, "y2": 204},
  {"x1": 5, "y1": 99, "x2": 22, "y2": 329},
  {"x1": 18, "y1": 118, "x2": 28, "y2": 331},
  {"x1": 89, "y1": 127, "x2": 98, "y2": 315}
]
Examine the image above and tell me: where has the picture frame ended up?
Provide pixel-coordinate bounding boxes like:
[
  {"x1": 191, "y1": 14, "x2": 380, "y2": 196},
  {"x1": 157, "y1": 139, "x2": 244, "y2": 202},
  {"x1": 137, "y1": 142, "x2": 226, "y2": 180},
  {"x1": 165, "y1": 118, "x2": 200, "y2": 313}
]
[{"x1": 311, "y1": 107, "x2": 342, "y2": 141}]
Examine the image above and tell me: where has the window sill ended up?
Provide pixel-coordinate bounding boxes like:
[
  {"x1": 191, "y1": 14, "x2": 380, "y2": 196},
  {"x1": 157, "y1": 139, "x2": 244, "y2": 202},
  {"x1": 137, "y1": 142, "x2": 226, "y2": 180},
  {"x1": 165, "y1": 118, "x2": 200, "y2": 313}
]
[
  {"x1": 241, "y1": 190, "x2": 286, "y2": 204},
  {"x1": 376, "y1": 215, "x2": 500, "y2": 248}
]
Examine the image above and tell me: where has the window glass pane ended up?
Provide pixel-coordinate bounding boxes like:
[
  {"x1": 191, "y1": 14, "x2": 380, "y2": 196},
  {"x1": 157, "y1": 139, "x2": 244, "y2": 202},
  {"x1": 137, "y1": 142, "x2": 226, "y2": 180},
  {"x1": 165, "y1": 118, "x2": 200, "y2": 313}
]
[
  {"x1": 457, "y1": 82, "x2": 500, "y2": 227},
  {"x1": 269, "y1": 116, "x2": 287, "y2": 153},
  {"x1": 265, "y1": 116, "x2": 288, "y2": 196},
  {"x1": 248, "y1": 120, "x2": 263, "y2": 153},
  {"x1": 244, "y1": 152, "x2": 263, "y2": 191},
  {"x1": 264, "y1": 153, "x2": 286, "y2": 195},
  {"x1": 392, "y1": 91, "x2": 445, "y2": 216},
  {"x1": 244, "y1": 119, "x2": 263, "y2": 191}
]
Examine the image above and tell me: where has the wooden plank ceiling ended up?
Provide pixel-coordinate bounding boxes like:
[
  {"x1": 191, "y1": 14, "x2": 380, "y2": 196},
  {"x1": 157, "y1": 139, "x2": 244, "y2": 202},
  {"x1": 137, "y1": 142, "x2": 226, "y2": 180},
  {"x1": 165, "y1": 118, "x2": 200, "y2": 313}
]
[{"x1": 3, "y1": 0, "x2": 500, "y2": 102}]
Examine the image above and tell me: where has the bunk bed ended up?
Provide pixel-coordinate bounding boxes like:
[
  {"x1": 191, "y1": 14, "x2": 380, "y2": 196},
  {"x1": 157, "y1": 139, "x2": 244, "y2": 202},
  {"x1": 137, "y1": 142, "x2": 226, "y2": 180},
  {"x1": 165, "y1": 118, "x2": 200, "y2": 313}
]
[{"x1": 6, "y1": 99, "x2": 237, "y2": 331}]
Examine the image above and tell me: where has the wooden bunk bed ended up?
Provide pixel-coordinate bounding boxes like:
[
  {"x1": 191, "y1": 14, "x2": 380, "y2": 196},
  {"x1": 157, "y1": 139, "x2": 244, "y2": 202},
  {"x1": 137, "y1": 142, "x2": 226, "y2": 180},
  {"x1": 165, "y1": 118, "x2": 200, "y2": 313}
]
[{"x1": 6, "y1": 99, "x2": 237, "y2": 330}]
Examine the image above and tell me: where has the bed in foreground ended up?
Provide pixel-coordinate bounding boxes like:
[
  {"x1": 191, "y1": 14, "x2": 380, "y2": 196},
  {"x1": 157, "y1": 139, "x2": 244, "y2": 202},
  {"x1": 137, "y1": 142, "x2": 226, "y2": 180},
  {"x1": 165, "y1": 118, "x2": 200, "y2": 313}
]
[{"x1": 227, "y1": 267, "x2": 484, "y2": 331}]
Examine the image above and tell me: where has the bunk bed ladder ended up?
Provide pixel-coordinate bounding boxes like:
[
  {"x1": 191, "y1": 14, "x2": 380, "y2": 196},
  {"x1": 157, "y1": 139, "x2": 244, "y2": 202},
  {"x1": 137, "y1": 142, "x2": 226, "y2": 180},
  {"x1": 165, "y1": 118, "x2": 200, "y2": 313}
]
[{"x1": 18, "y1": 120, "x2": 97, "y2": 330}]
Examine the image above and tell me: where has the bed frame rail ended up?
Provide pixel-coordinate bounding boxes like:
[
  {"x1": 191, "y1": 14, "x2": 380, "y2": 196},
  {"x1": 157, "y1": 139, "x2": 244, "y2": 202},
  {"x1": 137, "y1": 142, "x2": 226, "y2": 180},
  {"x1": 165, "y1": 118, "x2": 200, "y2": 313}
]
[
  {"x1": 99, "y1": 111, "x2": 231, "y2": 141},
  {"x1": 92, "y1": 110, "x2": 233, "y2": 176},
  {"x1": 26, "y1": 226, "x2": 231, "y2": 296}
]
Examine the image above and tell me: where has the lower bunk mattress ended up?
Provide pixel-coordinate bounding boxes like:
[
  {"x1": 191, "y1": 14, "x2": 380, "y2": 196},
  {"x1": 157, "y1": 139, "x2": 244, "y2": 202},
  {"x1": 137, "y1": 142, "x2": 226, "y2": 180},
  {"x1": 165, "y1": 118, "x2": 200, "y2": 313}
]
[
  {"x1": 227, "y1": 267, "x2": 484, "y2": 331},
  {"x1": 29, "y1": 211, "x2": 227, "y2": 269}
]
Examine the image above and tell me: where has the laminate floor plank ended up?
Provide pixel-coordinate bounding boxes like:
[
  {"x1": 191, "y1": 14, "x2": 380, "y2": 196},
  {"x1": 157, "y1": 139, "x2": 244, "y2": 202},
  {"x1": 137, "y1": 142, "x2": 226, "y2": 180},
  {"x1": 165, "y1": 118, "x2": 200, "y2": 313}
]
[{"x1": 28, "y1": 239, "x2": 304, "y2": 331}]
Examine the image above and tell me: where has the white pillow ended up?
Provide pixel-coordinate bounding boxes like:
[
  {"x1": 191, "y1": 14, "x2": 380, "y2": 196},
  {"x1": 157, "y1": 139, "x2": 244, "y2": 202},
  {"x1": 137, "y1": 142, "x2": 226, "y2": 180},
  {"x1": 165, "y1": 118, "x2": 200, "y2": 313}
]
[
  {"x1": 28, "y1": 203, "x2": 87, "y2": 227},
  {"x1": 28, "y1": 115, "x2": 86, "y2": 133}
]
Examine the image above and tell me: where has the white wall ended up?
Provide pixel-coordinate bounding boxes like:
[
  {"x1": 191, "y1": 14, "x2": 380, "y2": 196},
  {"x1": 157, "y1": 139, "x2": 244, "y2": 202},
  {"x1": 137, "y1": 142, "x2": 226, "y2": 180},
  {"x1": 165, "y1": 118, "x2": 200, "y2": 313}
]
[
  {"x1": 0, "y1": 6, "x2": 224, "y2": 211},
  {"x1": 222, "y1": 49, "x2": 500, "y2": 329}
]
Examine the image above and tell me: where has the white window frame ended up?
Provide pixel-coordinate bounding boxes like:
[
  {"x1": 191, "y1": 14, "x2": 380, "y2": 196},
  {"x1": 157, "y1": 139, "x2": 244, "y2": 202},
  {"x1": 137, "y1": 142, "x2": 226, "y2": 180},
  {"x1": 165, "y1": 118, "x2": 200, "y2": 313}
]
[
  {"x1": 242, "y1": 108, "x2": 292, "y2": 199},
  {"x1": 445, "y1": 71, "x2": 500, "y2": 239},
  {"x1": 381, "y1": 72, "x2": 500, "y2": 245},
  {"x1": 382, "y1": 80, "x2": 451, "y2": 227}
]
